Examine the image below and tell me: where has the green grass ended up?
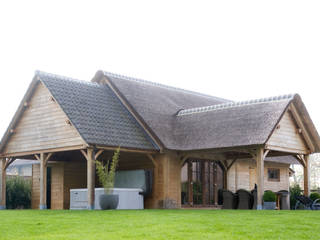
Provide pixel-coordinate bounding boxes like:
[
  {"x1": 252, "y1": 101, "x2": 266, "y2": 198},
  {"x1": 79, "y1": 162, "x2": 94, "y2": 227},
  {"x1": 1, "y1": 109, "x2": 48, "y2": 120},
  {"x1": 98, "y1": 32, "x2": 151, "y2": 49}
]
[{"x1": 0, "y1": 210, "x2": 319, "y2": 240}]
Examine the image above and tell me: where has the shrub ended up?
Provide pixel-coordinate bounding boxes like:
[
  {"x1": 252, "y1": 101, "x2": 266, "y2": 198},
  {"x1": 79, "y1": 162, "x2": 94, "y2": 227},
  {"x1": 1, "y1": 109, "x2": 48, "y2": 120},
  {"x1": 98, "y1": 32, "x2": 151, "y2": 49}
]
[
  {"x1": 263, "y1": 190, "x2": 276, "y2": 202},
  {"x1": 290, "y1": 184, "x2": 302, "y2": 209},
  {"x1": 96, "y1": 147, "x2": 120, "y2": 194},
  {"x1": 6, "y1": 176, "x2": 31, "y2": 209},
  {"x1": 310, "y1": 192, "x2": 320, "y2": 202}
]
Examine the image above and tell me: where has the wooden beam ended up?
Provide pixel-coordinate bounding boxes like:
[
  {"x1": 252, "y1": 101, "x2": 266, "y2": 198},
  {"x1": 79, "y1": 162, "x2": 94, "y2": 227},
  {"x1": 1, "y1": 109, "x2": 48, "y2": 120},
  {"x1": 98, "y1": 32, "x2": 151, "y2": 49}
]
[
  {"x1": 34, "y1": 154, "x2": 40, "y2": 161},
  {"x1": 147, "y1": 154, "x2": 158, "y2": 167},
  {"x1": 304, "y1": 154, "x2": 310, "y2": 196},
  {"x1": 221, "y1": 160, "x2": 228, "y2": 171},
  {"x1": 183, "y1": 152, "x2": 226, "y2": 161},
  {"x1": 181, "y1": 145, "x2": 260, "y2": 156},
  {"x1": 179, "y1": 155, "x2": 189, "y2": 167},
  {"x1": 239, "y1": 149, "x2": 257, "y2": 158},
  {"x1": 0, "y1": 157, "x2": 16, "y2": 210},
  {"x1": 265, "y1": 144, "x2": 309, "y2": 155},
  {"x1": 256, "y1": 147, "x2": 264, "y2": 210},
  {"x1": 95, "y1": 145, "x2": 158, "y2": 154},
  {"x1": 289, "y1": 105, "x2": 315, "y2": 152},
  {"x1": 80, "y1": 149, "x2": 88, "y2": 160},
  {"x1": 45, "y1": 153, "x2": 53, "y2": 163},
  {"x1": 263, "y1": 149, "x2": 270, "y2": 159},
  {"x1": 227, "y1": 158, "x2": 237, "y2": 171},
  {"x1": 83, "y1": 148, "x2": 95, "y2": 210},
  {"x1": 201, "y1": 161, "x2": 207, "y2": 205},
  {"x1": 213, "y1": 161, "x2": 218, "y2": 205},
  {"x1": 187, "y1": 160, "x2": 193, "y2": 206},
  {"x1": 0, "y1": 144, "x2": 87, "y2": 158},
  {"x1": 0, "y1": 159, "x2": 6, "y2": 209},
  {"x1": 95, "y1": 149, "x2": 104, "y2": 160},
  {"x1": 294, "y1": 154, "x2": 306, "y2": 168},
  {"x1": 223, "y1": 169, "x2": 228, "y2": 190},
  {"x1": 39, "y1": 152, "x2": 52, "y2": 209},
  {"x1": 3, "y1": 157, "x2": 16, "y2": 170}
]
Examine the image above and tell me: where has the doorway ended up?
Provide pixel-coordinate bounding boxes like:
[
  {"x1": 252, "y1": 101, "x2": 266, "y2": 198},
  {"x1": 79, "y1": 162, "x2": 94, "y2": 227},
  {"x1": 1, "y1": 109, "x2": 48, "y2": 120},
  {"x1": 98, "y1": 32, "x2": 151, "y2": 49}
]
[
  {"x1": 46, "y1": 167, "x2": 52, "y2": 209},
  {"x1": 181, "y1": 159, "x2": 224, "y2": 207}
]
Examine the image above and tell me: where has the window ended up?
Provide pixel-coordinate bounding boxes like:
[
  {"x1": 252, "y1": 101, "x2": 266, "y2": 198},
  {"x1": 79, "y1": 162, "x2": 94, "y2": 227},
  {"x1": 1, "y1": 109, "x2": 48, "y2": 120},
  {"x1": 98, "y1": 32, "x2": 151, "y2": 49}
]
[{"x1": 268, "y1": 168, "x2": 280, "y2": 182}]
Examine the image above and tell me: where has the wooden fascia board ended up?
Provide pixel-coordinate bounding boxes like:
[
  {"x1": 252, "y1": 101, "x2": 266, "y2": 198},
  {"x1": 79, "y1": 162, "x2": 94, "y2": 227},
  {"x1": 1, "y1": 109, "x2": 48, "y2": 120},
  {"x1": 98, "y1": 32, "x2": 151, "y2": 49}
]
[
  {"x1": 264, "y1": 100, "x2": 292, "y2": 146},
  {"x1": 101, "y1": 75, "x2": 164, "y2": 152},
  {"x1": 94, "y1": 145, "x2": 158, "y2": 154},
  {"x1": 0, "y1": 77, "x2": 40, "y2": 153},
  {"x1": 180, "y1": 152, "x2": 226, "y2": 161},
  {"x1": 0, "y1": 144, "x2": 87, "y2": 158},
  {"x1": 288, "y1": 104, "x2": 315, "y2": 152},
  {"x1": 292, "y1": 95, "x2": 320, "y2": 152},
  {"x1": 265, "y1": 144, "x2": 309, "y2": 155},
  {"x1": 39, "y1": 79, "x2": 89, "y2": 148},
  {"x1": 180, "y1": 144, "x2": 262, "y2": 156}
]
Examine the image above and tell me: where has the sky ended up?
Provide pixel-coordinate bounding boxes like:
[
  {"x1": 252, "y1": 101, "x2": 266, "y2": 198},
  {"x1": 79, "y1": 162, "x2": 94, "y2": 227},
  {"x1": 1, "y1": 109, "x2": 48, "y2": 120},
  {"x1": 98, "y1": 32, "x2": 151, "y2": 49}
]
[{"x1": 0, "y1": 0, "x2": 319, "y2": 137}]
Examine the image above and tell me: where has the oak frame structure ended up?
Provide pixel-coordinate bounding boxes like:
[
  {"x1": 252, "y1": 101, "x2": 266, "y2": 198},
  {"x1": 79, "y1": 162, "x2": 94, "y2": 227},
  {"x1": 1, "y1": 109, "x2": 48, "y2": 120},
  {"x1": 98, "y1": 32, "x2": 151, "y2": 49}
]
[{"x1": 0, "y1": 70, "x2": 320, "y2": 210}]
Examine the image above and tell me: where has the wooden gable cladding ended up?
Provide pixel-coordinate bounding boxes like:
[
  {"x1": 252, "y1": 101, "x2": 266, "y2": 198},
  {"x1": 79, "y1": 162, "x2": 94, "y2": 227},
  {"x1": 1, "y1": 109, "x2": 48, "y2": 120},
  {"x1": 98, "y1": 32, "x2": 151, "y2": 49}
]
[
  {"x1": 3, "y1": 82, "x2": 85, "y2": 155},
  {"x1": 266, "y1": 105, "x2": 309, "y2": 154}
]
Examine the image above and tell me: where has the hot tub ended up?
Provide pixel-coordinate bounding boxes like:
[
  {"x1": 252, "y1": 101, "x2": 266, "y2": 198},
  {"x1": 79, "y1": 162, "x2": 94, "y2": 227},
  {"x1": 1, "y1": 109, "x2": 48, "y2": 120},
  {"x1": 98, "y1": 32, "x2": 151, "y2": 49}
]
[{"x1": 70, "y1": 188, "x2": 144, "y2": 210}]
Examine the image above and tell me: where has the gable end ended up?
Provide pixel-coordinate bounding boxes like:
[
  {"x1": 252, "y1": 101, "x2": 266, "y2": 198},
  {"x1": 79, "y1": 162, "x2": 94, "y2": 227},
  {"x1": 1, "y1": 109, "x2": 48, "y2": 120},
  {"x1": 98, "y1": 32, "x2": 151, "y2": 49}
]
[
  {"x1": 266, "y1": 103, "x2": 311, "y2": 154},
  {"x1": 1, "y1": 82, "x2": 86, "y2": 155}
]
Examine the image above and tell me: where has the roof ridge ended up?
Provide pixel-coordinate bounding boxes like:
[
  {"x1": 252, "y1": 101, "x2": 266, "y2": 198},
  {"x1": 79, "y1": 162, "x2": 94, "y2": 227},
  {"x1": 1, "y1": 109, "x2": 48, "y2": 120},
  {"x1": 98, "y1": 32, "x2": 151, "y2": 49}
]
[
  {"x1": 103, "y1": 71, "x2": 231, "y2": 103},
  {"x1": 177, "y1": 94, "x2": 295, "y2": 116},
  {"x1": 35, "y1": 70, "x2": 95, "y2": 86}
]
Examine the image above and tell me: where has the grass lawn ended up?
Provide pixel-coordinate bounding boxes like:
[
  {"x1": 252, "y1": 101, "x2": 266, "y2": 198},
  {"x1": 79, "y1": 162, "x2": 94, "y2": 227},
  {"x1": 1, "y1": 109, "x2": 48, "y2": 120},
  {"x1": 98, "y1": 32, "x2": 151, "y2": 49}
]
[{"x1": 0, "y1": 210, "x2": 319, "y2": 240}]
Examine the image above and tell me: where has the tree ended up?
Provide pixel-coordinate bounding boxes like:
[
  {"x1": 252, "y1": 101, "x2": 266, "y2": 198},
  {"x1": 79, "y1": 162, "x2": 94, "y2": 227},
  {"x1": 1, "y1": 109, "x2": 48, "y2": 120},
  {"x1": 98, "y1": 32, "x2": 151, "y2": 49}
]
[{"x1": 290, "y1": 153, "x2": 320, "y2": 191}]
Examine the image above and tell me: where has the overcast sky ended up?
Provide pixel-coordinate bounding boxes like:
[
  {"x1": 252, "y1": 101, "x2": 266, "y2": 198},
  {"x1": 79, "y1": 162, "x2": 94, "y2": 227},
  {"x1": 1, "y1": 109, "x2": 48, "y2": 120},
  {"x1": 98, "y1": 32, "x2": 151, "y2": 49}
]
[{"x1": 0, "y1": 1, "x2": 319, "y2": 137}]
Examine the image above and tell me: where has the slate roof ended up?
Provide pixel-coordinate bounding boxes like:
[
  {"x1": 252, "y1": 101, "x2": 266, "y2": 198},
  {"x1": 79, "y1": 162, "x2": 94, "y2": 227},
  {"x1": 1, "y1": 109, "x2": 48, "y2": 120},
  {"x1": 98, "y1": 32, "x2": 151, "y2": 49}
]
[
  {"x1": 38, "y1": 71, "x2": 158, "y2": 150},
  {"x1": 101, "y1": 71, "x2": 232, "y2": 149}
]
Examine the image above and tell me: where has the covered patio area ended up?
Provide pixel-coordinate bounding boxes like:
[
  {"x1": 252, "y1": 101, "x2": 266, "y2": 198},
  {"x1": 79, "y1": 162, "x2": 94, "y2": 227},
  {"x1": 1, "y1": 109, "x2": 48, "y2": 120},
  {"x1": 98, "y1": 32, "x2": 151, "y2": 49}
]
[{"x1": 1, "y1": 71, "x2": 320, "y2": 210}]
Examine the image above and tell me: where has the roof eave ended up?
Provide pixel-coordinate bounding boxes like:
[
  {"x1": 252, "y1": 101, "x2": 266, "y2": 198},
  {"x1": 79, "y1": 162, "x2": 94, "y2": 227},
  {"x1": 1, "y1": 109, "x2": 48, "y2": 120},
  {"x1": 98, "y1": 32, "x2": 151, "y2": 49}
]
[{"x1": 291, "y1": 94, "x2": 320, "y2": 153}]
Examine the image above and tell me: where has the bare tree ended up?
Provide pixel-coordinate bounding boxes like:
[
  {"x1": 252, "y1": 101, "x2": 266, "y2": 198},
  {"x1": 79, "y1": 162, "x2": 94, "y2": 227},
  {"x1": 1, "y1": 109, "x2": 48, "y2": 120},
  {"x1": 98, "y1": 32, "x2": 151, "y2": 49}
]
[{"x1": 290, "y1": 153, "x2": 320, "y2": 190}]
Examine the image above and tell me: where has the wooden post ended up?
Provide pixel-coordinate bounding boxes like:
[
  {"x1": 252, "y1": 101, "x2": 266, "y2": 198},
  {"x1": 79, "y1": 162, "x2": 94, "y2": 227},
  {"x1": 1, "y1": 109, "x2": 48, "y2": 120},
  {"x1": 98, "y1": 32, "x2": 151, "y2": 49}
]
[
  {"x1": 256, "y1": 148, "x2": 264, "y2": 210},
  {"x1": 0, "y1": 158, "x2": 16, "y2": 210},
  {"x1": 303, "y1": 154, "x2": 310, "y2": 196},
  {"x1": 81, "y1": 148, "x2": 96, "y2": 210},
  {"x1": 87, "y1": 148, "x2": 95, "y2": 210},
  {"x1": 201, "y1": 161, "x2": 207, "y2": 205},
  {"x1": 36, "y1": 153, "x2": 52, "y2": 210},
  {"x1": 223, "y1": 170, "x2": 228, "y2": 190},
  {"x1": 0, "y1": 159, "x2": 6, "y2": 209},
  {"x1": 39, "y1": 153, "x2": 47, "y2": 209},
  {"x1": 187, "y1": 160, "x2": 193, "y2": 206},
  {"x1": 213, "y1": 161, "x2": 218, "y2": 206}
]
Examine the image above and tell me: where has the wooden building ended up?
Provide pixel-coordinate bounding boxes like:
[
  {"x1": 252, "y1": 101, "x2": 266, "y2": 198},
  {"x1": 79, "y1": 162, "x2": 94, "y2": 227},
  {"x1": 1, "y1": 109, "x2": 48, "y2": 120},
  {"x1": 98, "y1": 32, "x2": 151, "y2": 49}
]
[{"x1": 1, "y1": 70, "x2": 320, "y2": 210}]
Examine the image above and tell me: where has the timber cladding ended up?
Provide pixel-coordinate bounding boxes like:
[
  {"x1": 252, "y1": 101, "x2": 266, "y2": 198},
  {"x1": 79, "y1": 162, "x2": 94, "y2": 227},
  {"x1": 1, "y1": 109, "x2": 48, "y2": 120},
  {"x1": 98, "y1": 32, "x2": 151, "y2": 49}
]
[
  {"x1": 32, "y1": 161, "x2": 87, "y2": 210},
  {"x1": 31, "y1": 164, "x2": 40, "y2": 209},
  {"x1": 3, "y1": 82, "x2": 84, "y2": 155},
  {"x1": 63, "y1": 161, "x2": 87, "y2": 209},
  {"x1": 51, "y1": 163, "x2": 64, "y2": 209},
  {"x1": 227, "y1": 159, "x2": 290, "y2": 193},
  {"x1": 267, "y1": 108, "x2": 308, "y2": 153},
  {"x1": 145, "y1": 153, "x2": 181, "y2": 209}
]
